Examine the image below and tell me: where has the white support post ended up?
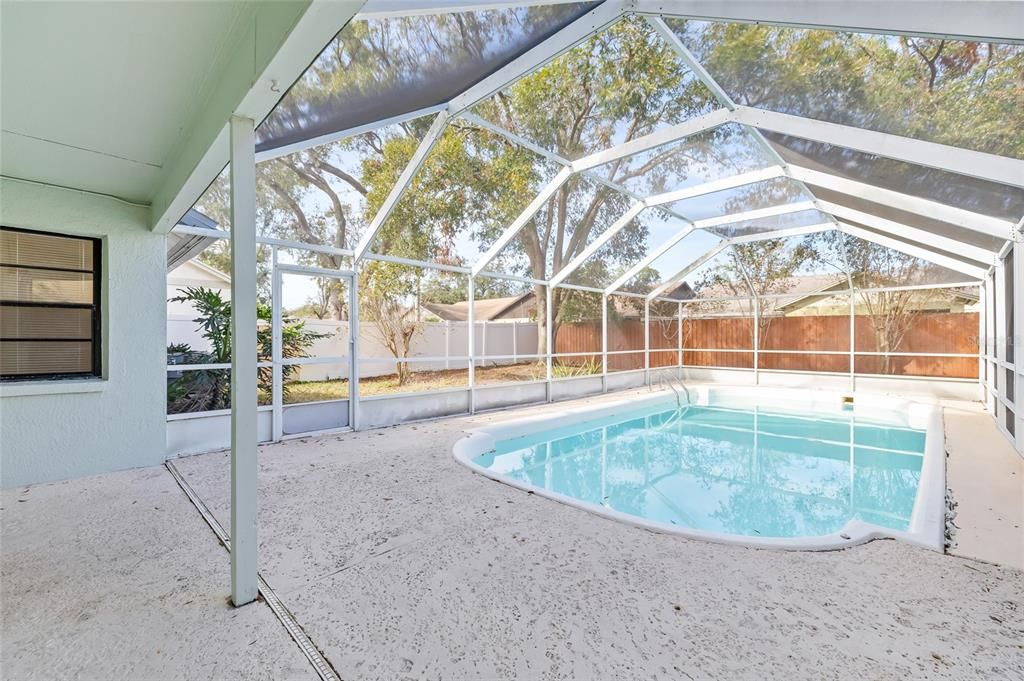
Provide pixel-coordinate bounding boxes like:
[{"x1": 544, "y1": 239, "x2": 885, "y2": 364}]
[
  {"x1": 986, "y1": 270, "x2": 997, "y2": 410},
  {"x1": 512, "y1": 320, "x2": 519, "y2": 364},
  {"x1": 444, "y1": 320, "x2": 451, "y2": 370},
  {"x1": 468, "y1": 277, "x2": 476, "y2": 413},
  {"x1": 601, "y1": 293, "x2": 609, "y2": 392},
  {"x1": 271, "y1": 247, "x2": 283, "y2": 442},
  {"x1": 752, "y1": 295, "x2": 760, "y2": 384},
  {"x1": 1013, "y1": 239, "x2": 1024, "y2": 450},
  {"x1": 987, "y1": 268, "x2": 995, "y2": 409},
  {"x1": 979, "y1": 278, "x2": 988, "y2": 409},
  {"x1": 481, "y1": 320, "x2": 488, "y2": 369},
  {"x1": 546, "y1": 284, "x2": 553, "y2": 402},
  {"x1": 644, "y1": 298, "x2": 651, "y2": 384},
  {"x1": 995, "y1": 255, "x2": 1007, "y2": 430},
  {"x1": 849, "y1": 289, "x2": 856, "y2": 392},
  {"x1": 677, "y1": 302, "x2": 683, "y2": 375},
  {"x1": 228, "y1": 115, "x2": 258, "y2": 608},
  {"x1": 349, "y1": 271, "x2": 360, "y2": 430}
]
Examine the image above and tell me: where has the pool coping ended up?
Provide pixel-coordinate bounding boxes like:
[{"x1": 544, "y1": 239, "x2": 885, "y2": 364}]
[{"x1": 453, "y1": 385, "x2": 946, "y2": 553}]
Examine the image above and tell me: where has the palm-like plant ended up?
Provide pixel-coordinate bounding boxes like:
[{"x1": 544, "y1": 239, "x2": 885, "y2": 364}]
[{"x1": 167, "y1": 287, "x2": 326, "y2": 413}]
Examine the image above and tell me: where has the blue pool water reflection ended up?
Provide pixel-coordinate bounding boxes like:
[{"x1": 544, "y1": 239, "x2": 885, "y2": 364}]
[{"x1": 474, "y1": 405, "x2": 925, "y2": 539}]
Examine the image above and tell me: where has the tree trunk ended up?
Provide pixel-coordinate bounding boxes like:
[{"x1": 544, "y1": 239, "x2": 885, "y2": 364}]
[
  {"x1": 328, "y1": 286, "x2": 345, "y2": 321},
  {"x1": 534, "y1": 284, "x2": 548, "y2": 358}
]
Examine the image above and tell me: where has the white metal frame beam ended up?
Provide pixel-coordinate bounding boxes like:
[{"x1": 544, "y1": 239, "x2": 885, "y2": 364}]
[
  {"x1": 352, "y1": 112, "x2": 451, "y2": 261},
  {"x1": 790, "y1": 165, "x2": 1016, "y2": 239},
  {"x1": 549, "y1": 166, "x2": 788, "y2": 286},
  {"x1": 569, "y1": 107, "x2": 734, "y2": 173},
  {"x1": 447, "y1": 0, "x2": 627, "y2": 114},
  {"x1": 458, "y1": 111, "x2": 699, "y2": 225},
  {"x1": 633, "y1": 0, "x2": 1024, "y2": 44},
  {"x1": 647, "y1": 241, "x2": 728, "y2": 300},
  {"x1": 602, "y1": 198, "x2": 814, "y2": 294},
  {"x1": 360, "y1": 0, "x2": 595, "y2": 19},
  {"x1": 646, "y1": 15, "x2": 838, "y2": 231},
  {"x1": 838, "y1": 221, "x2": 987, "y2": 280},
  {"x1": 727, "y1": 223, "x2": 834, "y2": 245},
  {"x1": 733, "y1": 106, "x2": 1024, "y2": 188},
  {"x1": 472, "y1": 166, "x2": 573, "y2": 275},
  {"x1": 817, "y1": 200, "x2": 997, "y2": 265}
]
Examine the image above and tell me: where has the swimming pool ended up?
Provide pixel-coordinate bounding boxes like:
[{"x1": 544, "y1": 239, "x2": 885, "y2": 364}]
[{"x1": 454, "y1": 386, "x2": 945, "y2": 551}]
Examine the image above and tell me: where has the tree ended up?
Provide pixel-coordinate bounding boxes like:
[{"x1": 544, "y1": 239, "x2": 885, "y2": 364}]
[
  {"x1": 827, "y1": 233, "x2": 946, "y2": 374},
  {"x1": 675, "y1": 19, "x2": 1024, "y2": 158},
  {"x1": 474, "y1": 16, "x2": 725, "y2": 355},
  {"x1": 358, "y1": 262, "x2": 423, "y2": 385},
  {"x1": 693, "y1": 238, "x2": 816, "y2": 345}
]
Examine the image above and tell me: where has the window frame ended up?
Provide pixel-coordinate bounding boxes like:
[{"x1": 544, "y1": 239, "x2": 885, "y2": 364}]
[{"x1": 1, "y1": 225, "x2": 103, "y2": 381}]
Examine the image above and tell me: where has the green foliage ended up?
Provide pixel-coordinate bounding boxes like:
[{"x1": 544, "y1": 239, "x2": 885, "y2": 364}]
[
  {"x1": 552, "y1": 357, "x2": 601, "y2": 378},
  {"x1": 166, "y1": 287, "x2": 326, "y2": 413},
  {"x1": 676, "y1": 19, "x2": 1024, "y2": 157}
]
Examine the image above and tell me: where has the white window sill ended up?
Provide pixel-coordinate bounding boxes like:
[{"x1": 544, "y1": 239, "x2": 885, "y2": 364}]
[{"x1": 0, "y1": 379, "x2": 108, "y2": 398}]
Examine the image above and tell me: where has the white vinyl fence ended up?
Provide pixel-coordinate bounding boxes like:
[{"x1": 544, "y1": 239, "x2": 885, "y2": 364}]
[{"x1": 168, "y1": 314, "x2": 540, "y2": 381}]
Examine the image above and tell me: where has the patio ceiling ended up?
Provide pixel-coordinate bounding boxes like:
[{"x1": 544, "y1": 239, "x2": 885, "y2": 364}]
[{"x1": 0, "y1": 0, "x2": 365, "y2": 229}]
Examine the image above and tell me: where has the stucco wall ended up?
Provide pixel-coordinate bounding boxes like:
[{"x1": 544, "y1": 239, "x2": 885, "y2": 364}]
[{"x1": 0, "y1": 178, "x2": 167, "y2": 487}]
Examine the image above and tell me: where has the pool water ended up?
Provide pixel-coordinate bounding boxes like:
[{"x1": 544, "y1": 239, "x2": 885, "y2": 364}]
[{"x1": 473, "y1": 404, "x2": 926, "y2": 540}]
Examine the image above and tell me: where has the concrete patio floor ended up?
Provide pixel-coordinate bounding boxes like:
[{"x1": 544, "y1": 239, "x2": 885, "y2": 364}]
[{"x1": 3, "y1": 392, "x2": 1023, "y2": 680}]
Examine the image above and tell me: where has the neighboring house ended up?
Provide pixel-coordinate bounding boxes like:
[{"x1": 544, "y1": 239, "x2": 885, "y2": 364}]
[
  {"x1": 166, "y1": 209, "x2": 230, "y2": 352},
  {"x1": 166, "y1": 258, "x2": 231, "y2": 315},
  {"x1": 422, "y1": 292, "x2": 536, "y2": 322},
  {"x1": 166, "y1": 208, "x2": 230, "y2": 316},
  {"x1": 680, "y1": 273, "x2": 979, "y2": 317}
]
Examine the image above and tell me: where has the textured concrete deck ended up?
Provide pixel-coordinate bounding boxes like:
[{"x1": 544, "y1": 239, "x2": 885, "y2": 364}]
[
  {"x1": 0, "y1": 467, "x2": 315, "y2": 681},
  {"x1": 944, "y1": 401, "x2": 1024, "y2": 570},
  {"x1": 169, "y1": 394, "x2": 1023, "y2": 681},
  {"x1": 3, "y1": 392, "x2": 1023, "y2": 680}
]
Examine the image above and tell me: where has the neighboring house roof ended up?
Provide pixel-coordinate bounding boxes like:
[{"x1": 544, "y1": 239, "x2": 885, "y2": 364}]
[
  {"x1": 422, "y1": 293, "x2": 534, "y2": 321},
  {"x1": 166, "y1": 208, "x2": 220, "y2": 271},
  {"x1": 167, "y1": 258, "x2": 231, "y2": 288},
  {"x1": 682, "y1": 273, "x2": 977, "y2": 316}
]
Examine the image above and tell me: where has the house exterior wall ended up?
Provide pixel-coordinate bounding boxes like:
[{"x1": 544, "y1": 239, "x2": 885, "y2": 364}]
[{"x1": 0, "y1": 178, "x2": 167, "y2": 487}]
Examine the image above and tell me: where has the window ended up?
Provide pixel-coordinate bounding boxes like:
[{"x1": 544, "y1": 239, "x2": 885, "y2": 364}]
[{"x1": 1, "y1": 227, "x2": 101, "y2": 380}]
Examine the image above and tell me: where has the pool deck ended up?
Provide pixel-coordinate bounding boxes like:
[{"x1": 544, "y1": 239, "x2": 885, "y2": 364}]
[
  {"x1": 943, "y1": 401, "x2": 1024, "y2": 570},
  {"x1": 2, "y1": 390, "x2": 1023, "y2": 680}
]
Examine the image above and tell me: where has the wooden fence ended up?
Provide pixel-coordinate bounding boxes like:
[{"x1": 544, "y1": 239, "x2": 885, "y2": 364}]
[{"x1": 554, "y1": 312, "x2": 979, "y2": 378}]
